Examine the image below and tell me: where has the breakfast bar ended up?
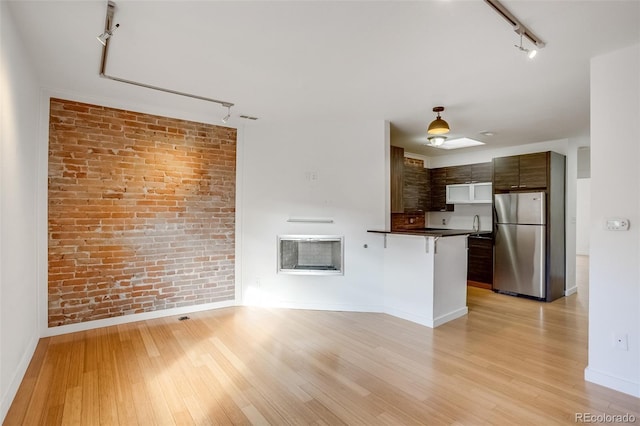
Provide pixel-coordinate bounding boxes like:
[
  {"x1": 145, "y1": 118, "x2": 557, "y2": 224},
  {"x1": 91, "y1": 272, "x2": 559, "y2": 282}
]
[{"x1": 368, "y1": 229, "x2": 470, "y2": 328}]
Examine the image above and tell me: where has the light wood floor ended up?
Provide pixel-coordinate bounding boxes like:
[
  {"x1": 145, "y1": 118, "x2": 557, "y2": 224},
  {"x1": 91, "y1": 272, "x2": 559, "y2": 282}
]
[{"x1": 5, "y1": 256, "x2": 639, "y2": 425}]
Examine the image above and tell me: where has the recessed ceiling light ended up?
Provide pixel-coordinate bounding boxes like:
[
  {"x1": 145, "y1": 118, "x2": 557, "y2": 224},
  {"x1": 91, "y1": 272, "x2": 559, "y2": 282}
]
[
  {"x1": 479, "y1": 131, "x2": 495, "y2": 137},
  {"x1": 427, "y1": 137, "x2": 485, "y2": 150}
]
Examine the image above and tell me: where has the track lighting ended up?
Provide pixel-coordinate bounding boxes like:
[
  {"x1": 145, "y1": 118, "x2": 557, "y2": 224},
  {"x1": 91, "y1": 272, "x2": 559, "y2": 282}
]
[
  {"x1": 427, "y1": 106, "x2": 450, "y2": 135},
  {"x1": 221, "y1": 104, "x2": 232, "y2": 123},
  {"x1": 515, "y1": 29, "x2": 537, "y2": 59},
  {"x1": 97, "y1": 1, "x2": 238, "y2": 117},
  {"x1": 97, "y1": 23, "x2": 119, "y2": 46},
  {"x1": 484, "y1": 0, "x2": 545, "y2": 58}
]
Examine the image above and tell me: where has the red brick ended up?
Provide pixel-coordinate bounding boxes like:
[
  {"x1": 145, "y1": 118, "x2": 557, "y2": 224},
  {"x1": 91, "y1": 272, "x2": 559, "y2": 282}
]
[{"x1": 48, "y1": 98, "x2": 236, "y2": 326}]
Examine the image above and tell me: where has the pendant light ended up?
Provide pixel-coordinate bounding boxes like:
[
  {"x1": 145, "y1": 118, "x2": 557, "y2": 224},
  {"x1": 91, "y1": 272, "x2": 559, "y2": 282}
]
[
  {"x1": 427, "y1": 136, "x2": 447, "y2": 146},
  {"x1": 427, "y1": 106, "x2": 450, "y2": 135}
]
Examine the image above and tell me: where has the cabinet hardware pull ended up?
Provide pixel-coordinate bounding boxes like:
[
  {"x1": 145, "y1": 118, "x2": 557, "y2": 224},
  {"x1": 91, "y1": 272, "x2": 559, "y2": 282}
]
[
  {"x1": 511, "y1": 185, "x2": 518, "y2": 188},
  {"x1": 520, "y1": 185, "x2": 527, "y2": 188}
]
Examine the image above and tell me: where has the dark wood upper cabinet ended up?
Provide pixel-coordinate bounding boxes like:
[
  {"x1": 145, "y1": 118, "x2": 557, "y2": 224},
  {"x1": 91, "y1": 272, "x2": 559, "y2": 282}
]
[
  {"x1": 390, "y1": 155, "x2": 492, "y2": 213},
  {"x1": 445, "y1": 165, "x2": 471, "y2": 185},
  {"x1": 471, "y1": 162, "x2": 492, "y2": 183},
  {"x1": 493, "y1": 153, "x2": 548, "y2": 191},
  {"x1": 390, "y1": 146, "x2": 404, "y2": 213},
  {"x1": 444, "y1": 162, "x2": 491, "y2": 185},
  {"x1": 493, "y1": 156, "x2": 520, "y2": 190},
  {"x1": 429, "y1": 168, "x2": 453, "y2": 212},
  {"x1": 390, "y1": 146, "x2": 430, "y2": 213},
  {"x1": 404, "y1": 163, "x2": 430, "y2": 212},
  {"x1": 519, "y1": 152, "x2": 548, "y2": 189}
]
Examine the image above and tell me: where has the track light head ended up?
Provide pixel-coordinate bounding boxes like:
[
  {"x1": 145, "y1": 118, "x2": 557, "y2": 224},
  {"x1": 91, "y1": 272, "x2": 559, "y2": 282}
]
[
  {"x1": 514, "y1": 31, "x2": 537, "y2": 59},
  {"x1": 221, "y1": 104, "x2": 232, "y2": 124},
  {"x1": 97, "y1": 23, "x2": 119, "y2": 46}
]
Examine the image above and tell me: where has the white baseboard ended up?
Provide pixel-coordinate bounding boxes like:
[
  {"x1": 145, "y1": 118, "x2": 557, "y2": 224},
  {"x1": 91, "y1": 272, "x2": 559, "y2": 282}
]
[
  {"x1": 433, "y1": 307, "x2": 469, "y2": 328},
  {"x1": 383, "y1": 306, "x2": 468, "y2": 328},
  {"x1": 565, "y1": 286, "x2": 578, "y2": 296},
  {"x1": 245, "y1": 299, "x2": 384, "y2": 314},
  {"x1": 585, "y1": 366, "x2": 640, "y2": 398},
  {"x1": 1, "y1": 335, "x2": 39, "y2": 423},
  {"x1": 383, "y1": 306, "x2": 435, "y2": 328},
  {"x1": 42, "y1": 300, "x2": 237, "y2": 337}
]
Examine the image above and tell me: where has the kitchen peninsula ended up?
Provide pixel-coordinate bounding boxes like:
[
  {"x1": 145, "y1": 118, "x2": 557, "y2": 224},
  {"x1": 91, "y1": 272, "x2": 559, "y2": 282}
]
[{"x1": 368, "y1": 229, "x2": 471, "y2": 328}]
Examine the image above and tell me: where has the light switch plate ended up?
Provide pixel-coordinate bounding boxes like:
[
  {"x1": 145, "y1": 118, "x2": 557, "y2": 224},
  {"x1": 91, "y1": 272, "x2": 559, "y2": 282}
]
[{"x1": 606, "y1": 218, "x2": 629, "y2": 231}]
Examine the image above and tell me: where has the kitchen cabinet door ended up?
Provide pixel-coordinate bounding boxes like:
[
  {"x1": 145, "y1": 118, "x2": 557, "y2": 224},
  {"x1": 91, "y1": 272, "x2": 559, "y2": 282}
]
[
  {"x1": 493, "y1": 156, "x2": 520, "y2": 190},
  {"x1": 390, "y1": 146, "x2": 404, "y2": 213},
  {"x1": 429, "y1": 168, "x2": 453, "y2": 212},
  {"x1": 467, "y1": 237, "x2": 493, "y2": 286},
  {"x1": 471, "y1": 162, "x2": 492, "y2": 183},
  {"x1": 445, "y1": 165, "x2": 472, "y2": 185},
  {"x1": 518, "y1": 152, "x2": 548, "y2": 189},
  {"x1": 493, "y1": 153, "x2": 549, "y2": 190},
  {"x1": 404, "y1": 163, "x2": 430, "y2": 212}
]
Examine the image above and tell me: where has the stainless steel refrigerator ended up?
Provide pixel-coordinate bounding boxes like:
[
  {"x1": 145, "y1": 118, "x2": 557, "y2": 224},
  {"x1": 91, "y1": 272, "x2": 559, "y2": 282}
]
[{"x1": 494, "y1": 192, "x2": 547, "y2": 299}]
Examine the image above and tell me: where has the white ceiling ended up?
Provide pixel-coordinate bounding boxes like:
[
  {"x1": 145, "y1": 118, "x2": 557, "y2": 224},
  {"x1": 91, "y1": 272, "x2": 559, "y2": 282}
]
[{"x1": 7, "y1": 0, "x2": 640, "y2": 156}]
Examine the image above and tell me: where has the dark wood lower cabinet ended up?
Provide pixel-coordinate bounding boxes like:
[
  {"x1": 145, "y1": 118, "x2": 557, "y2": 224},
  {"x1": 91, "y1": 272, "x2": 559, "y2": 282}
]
[{"x1": 467, "y1": 236, "x2": 493, "y2": 288}]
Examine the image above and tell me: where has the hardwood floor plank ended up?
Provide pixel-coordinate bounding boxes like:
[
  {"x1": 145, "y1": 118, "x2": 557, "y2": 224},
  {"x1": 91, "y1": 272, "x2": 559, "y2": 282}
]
[
  {"x1": 80, "y1": 370, "x2": 99, "y2": 426},
  {"x1": 60, "y1": 386, "x2": 82, "y2": 425}
]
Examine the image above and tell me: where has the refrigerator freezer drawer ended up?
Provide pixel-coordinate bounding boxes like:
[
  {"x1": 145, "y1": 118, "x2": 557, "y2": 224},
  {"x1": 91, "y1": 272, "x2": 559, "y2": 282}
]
[
  {"x1": 494, "y1": 192, "x2": 546, "y2": 225},
  {"x1": 494, "y1": 224, "x2": 546, "y2": 298}
]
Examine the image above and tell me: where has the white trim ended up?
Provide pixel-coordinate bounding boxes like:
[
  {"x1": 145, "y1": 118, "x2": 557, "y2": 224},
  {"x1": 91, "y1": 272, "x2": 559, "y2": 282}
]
[
  {"x1": 244, "y1": 300, "x2": 384, "y2": 314},
  {"x1": 384, "y1": 306, "x2": 468, "y2": 329},
  {"x1": 585, "y1": 366, "x2": 640, "y2": 398},
  {"x1": 43, "y1": 299, "x2": 237, "y2": 337},
  {"x1": 382, "y1": 307, "x2": 436, "y2": 328},
  {"x1": 0, "y1": 336, "x2": 38, "y2": 421},
  {"x1": 432, "y1": 307, "x2": 469, "y2": 327},
  {"x1": 234, "y1": 125, "x2": 244, "y2": 305},
  {"x1": 564, "y1": 286, "x2": 578, "y2": 296},
  {"x1": 37, "y1": 90, "x2": 50, "y2": 336}
]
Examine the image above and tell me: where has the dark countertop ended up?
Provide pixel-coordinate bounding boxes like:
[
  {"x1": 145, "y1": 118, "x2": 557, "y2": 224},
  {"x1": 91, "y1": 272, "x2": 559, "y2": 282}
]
[{"x1": 368, "y1": 228, "x2": 493, "y2": 238}]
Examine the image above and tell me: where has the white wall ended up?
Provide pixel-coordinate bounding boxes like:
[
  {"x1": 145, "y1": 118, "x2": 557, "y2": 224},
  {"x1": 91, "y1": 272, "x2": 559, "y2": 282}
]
[
  {"x1": 576, "y1": 178, "x2": 591, "y2": 255},
  {"x1": 0, "y1": 3, "x2": 42, "y2": 420},
  {"x1": 428, "y1": 204, "x2": 492, "y2": 232},
  {"x1": 240, "y1": 120, "x2": 387, "y2": 312},
  {"x1": 586, "y1": 44, "x2": 640, "y2": 397}
]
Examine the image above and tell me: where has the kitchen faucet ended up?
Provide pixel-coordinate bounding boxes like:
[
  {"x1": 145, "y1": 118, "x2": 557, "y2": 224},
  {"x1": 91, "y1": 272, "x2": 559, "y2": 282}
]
[{"x1": 472, "y1": 214, "x2": 480, "y2": 232}]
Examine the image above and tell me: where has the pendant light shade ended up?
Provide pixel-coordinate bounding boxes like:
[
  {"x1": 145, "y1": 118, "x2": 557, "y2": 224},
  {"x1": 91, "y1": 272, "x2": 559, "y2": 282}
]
[{"x1": 427, "y1": 106, "x2": 450, "y2": 135}]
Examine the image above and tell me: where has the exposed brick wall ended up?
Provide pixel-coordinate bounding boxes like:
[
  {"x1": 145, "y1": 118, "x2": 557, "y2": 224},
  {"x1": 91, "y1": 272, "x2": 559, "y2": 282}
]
[
  {"x1": 404, "y1": 157, "x2": 424, "y2": 167},
  {"x1": 48, "y1": 98, "x2": 236, "y2": 327}
]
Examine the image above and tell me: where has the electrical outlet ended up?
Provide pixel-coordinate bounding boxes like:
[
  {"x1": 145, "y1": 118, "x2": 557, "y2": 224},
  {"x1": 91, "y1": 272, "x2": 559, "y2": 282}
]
[
  {"x1": 614, "y1": 333, "x2": 628, "y2": 351},
  {"x1": 441, "y1": 218, "x2": 447, "y2": 225}
]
